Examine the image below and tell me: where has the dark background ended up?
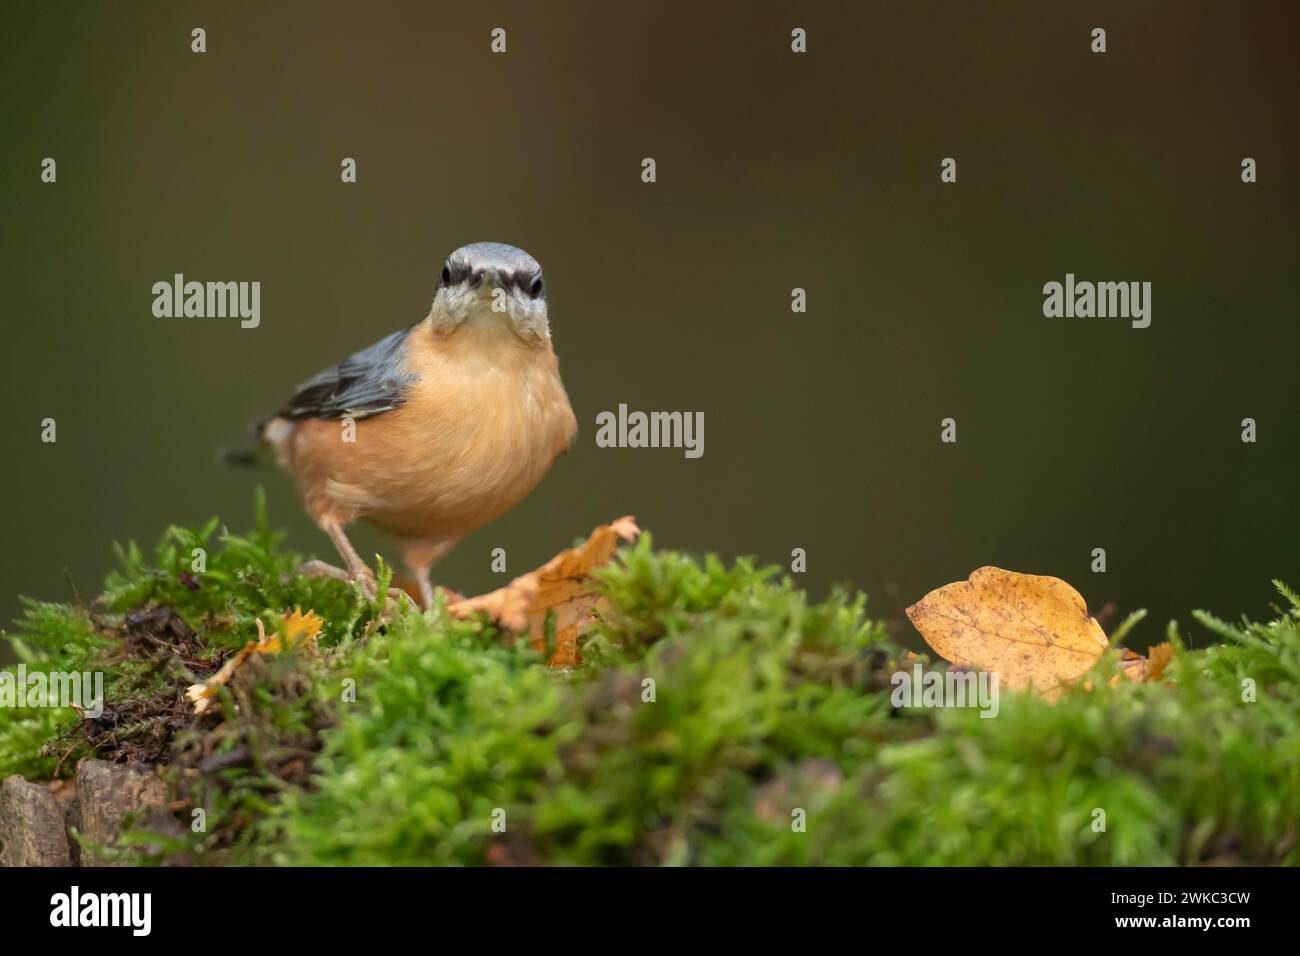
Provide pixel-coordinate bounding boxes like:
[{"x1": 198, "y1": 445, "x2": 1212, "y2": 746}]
[{"x1": 2, "y1": 1, "x2": 1296, "y2": 657}]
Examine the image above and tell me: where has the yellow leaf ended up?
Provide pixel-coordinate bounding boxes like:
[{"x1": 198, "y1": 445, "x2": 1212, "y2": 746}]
[
  {"x1": 1104, "y1": 641, "x2": 1176, "y2": 686},
  {"x1": 905, "y1": 567, "x2": 1108, "y2": 698},
  {"x1": 275, "y1": 607, "x2": 324, "y2": 651},
  {"x1": 1114, "y1": 647, "x2": 1147, "y2": 684},
  {"x1": 187, "y1": 609, "x2": 323, "y2": 715},
  {"x1": 1144, "y1": 641, "x2": 1174, "y2": 682},
  {"x1": 448, "y1": 517, "x2": 640, "y2": 668}
]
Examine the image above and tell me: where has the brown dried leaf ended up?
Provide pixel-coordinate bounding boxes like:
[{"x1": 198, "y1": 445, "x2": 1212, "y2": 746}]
[
  {"x1": 905, "y1": 566, "x2": 1108, "y2": 698},
  {"x1": 1109, "y1": 641, "x2": 1176, "y2": 686},
  {"x1": 1144, "y1": 641, "x2": 1175, "y2": 682},
  {"x1": 448, "y1": 516, "x2": 641, "y2": 668}
]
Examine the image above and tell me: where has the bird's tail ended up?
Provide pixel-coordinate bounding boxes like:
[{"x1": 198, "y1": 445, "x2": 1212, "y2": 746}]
[{"x1": 216, "y1": 418, "x2": 271, "y2": 467}]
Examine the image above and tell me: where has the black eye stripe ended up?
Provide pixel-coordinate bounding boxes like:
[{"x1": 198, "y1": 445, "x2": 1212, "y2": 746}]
[
  {"x1": 511, "y1": 271, "x2": 544, "y2": 298},
  {"x1": 441, "y1": 262, "x2": 470, "y2": 286},
  {"x1": 440, "y1": 260, "x2": 542, "y2": 296}
]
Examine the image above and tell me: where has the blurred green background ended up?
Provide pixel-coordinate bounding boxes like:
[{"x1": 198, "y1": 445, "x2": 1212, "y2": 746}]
[{"x1": 1, "y1": 1, "x2": 1296, "y2": 657}]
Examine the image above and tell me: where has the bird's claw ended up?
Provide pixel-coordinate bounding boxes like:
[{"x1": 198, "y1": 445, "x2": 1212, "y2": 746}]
[
  {"x1": 351, "y1": 569, "x2": 379, "y2": 602},
  {"x1": 291, "y1": 559, "x2": 351, "y2": 584},
  {"x1": 291, "y1": 561, "x2": 411, "y2": 614}
]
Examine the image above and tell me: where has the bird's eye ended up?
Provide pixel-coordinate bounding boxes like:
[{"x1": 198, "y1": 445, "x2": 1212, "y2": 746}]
[
  {"x1": 528, "y1": 275, "x2": 544, "y2": 299},
  {"x1": 440, "y1": 264, "x2": 452, "y2": 285}
]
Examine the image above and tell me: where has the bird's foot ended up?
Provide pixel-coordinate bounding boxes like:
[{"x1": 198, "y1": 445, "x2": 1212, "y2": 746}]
[
  {"x1": 292, "y1": 560, "x2": 350, "y2": 583},
  {"x1": 291, "y1": 560, "x2": 412, "y2": 610},
  {"x1": 349, "y1": 570, "x2": 413, "y2": 611}
]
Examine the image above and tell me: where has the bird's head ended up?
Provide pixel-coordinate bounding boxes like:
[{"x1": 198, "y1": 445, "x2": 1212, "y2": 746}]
[{"x1": 428, "y1": 242, "x2": 550, "y2": 341}]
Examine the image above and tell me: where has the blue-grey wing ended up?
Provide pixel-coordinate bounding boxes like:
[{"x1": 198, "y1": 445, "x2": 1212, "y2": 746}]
[{"x1": 275, "y1": 326, "x2": 419, "y2": 421}]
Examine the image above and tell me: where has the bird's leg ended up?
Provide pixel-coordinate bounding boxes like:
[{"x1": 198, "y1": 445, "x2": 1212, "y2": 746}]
[
  {"x1": 401, "y1": 538, "x2": 461, "y2": 609},
  {"x1": 292, "y1": 525, "x2": 411, "y2": 611},
  {"x1": 321, "y1": 519, "x2": 380, "y2": 601}
]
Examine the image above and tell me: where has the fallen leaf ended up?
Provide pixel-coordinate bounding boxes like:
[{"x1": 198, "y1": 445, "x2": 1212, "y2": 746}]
[
  {"x1": 186, "y1": 609, "x2": 323, "y2": 715},
  {"x1": 1144, "y1": 641, "x2": 1174, "y2": 682},
  {"x1": 906, "y1": 566, "x2": 1108, "y2": 698},
  {"x1": 1109, "y1": 640, "x2": 1176, "y2": 685},
  {"x1": 260, "y1": 607, "x2": 323, "y2": 653},
  {"x1": 1116, "y1": 646, "x2": 1147, "y2": 683},
  {"x1": 448, "y1": 517, "x2": 640, "y2": 668}
]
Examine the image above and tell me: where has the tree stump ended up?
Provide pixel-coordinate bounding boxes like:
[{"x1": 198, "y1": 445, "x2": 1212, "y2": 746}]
[
  {"x1": 0, "y1": 774, "x2": 71, "y2": 866},
  {"x1": 0, "y1": 760, "x2": 171, "y2": 867},
  {"x1": 74, "y1": 759, "x2": 168, "y2": 867}
]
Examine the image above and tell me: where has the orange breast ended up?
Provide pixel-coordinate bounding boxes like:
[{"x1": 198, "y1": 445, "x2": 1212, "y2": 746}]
[{"x1": 282, "y1": 318, "x2": 576, "y2": 542}]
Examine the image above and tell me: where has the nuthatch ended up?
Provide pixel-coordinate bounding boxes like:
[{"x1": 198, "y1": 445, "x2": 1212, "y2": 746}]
[{"x1": 245, "y1": 242, "x2": 577, "y2": 607}]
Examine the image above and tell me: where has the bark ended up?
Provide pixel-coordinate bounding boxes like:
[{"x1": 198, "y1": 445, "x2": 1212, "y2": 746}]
[
  {"x1": 0, "y1": 774, "x2": 71, "y2": 866},
  {"x1": 74, "y1": 759, "x2": 168, "y2": 867}
]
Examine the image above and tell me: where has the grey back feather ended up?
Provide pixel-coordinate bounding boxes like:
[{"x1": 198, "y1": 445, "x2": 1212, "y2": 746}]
[{"x1": 275, "y1": 326, "x2": 419, "y2": 422}]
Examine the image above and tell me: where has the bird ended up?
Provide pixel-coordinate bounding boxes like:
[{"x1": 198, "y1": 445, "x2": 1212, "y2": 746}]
[{"x1": 236, "y1": 242, "x2": 577, "y2": 608}]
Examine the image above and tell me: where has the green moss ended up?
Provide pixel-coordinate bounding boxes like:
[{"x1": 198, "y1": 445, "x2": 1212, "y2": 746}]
[{"x1": 2, "y1": 499, "x2": 1298, "y2": 865}]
